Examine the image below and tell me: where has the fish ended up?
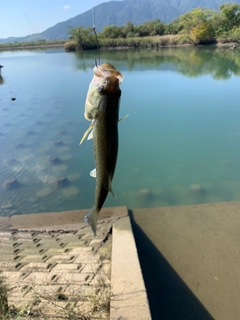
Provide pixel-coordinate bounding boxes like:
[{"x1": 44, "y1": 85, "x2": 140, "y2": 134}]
[{"x1": 83, "y1": 63, "x2": 123, "y2": 236}]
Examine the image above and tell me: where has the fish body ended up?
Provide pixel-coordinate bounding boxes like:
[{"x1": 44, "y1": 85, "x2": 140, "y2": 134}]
[{"x1": 83, "y1": 63, "x2": 123, "y2": 236}]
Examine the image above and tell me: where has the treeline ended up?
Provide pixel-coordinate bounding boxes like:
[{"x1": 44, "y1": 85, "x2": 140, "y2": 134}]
[
  {"x1": 65, "y1": 3, "x2": 240, "y2": 50},
  {"x1": 0, "y1": 39, "x2": 66, "y2": 49}
]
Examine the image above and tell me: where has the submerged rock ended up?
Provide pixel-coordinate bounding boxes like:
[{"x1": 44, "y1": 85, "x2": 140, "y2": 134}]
[
  {"x1": 54, "y1": 140, "x2": 64, "y2": 147},
  {"x1": 56, "y1": 176, "x2": 70, "y2": 189},
  {"x1": 26, "y1": 130, "x2": 36, "y2": 136},
  {"x1": 15, "y1": 143, "x2": 25, "y2": 149},
  {"x1": 36, "y1": 121, "x2": 44, "y2": 125},
  {"x1": 62, "y1": 186, "x2": 79, "y2": 198},
  {"x1": 0, "y1": 202, "x2": 20, "y2": 217},
  {"x1": 11, "y1": 97, "x2": 16, "y2": 101},
  {"x1": 1, "y1": 203, "x2": 13, "y2": 210},
  {"x1": 138, "y1": 188, "x2": 155, "y2": 205},
  {"x1": 5, "y1": 158, "x2": 18, "y2": 166},
  {"x1": 190, "y1": 184, "x2": 206, "y2": 196},
  {"x1": 49, "y1": 156, "x2": 62, "y2": 165},
  {"x1": 65, "y1": 121, "x2": 74, "y2": 125},
  {"x1": 9, "y1": 210, "x2": 19, "y2": 216},
  {"x1": 2, "y1": 178, "x2": 21, "y2": 190}
]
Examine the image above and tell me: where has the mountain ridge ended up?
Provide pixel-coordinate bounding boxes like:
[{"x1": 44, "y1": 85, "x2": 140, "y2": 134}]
[{"x1": 1, "y1": 0, "x2": 240, "y2": 44}]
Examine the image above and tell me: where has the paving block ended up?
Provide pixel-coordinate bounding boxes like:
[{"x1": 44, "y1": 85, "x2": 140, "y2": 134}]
[
  {"x1": 50, "y1": 263, "x2": 81, "y2": 273},
  {"x1": 47, "y1": 254, "x2": 77, "y2": 264},
  {"x1": 101, "y1": 263, "x2": 111, "y2": 277},
  {"x1": 74, "y1": 254, "x2": 100, "y2": 264},
  {"x1": 63, "y1": 241, "x2": 89, "y2": 249},
  {"x1": 17, "y1": 248, "x2": 40, "y2": 255},
  {"x1": 43, "y1": 248, "x2": 66, "y2": 255},
  {"x1": 80, "y1": 263, "x2": 99, "y2": 274},
  {"x1": 67, "y1": 247, "x2": 92, "y2": 255},
  {"x1": 65, "y1": 284, "x2": 95, "y2": 298},
  {"x1": 20, "y1": 262, "x2": 49, "y2": 272},
  {"x1": 20, "y1": 255, "x2": 44, "y2": 263},
  {"x1": 1, "y1": 271, "x2": 23, "y2": 283},
  {"x1": 0, "y1": 262, "x2": 18, "y2": 271},
  {"x1": 81, "y1": 233, "x2": 96, "y2": 240},
  {"x1": 24, "y1": 272, "x2": 58, "y2": 284},
  {"x1": 56, "y1": 273, "x2": 91, "y2": 284},
  {"x1": 91, "y1": 273, "x2": 111, "y2": 287}
]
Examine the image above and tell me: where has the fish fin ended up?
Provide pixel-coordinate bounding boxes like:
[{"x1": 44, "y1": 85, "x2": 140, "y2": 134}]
[
  {"x1": 79, "y1": 123, "x2": 93, "y2": 145},
  {"x1": 84, "y1": 207, "x2": 98, "y2": 237},
  {"x1": 108, "y1": 179, "x2": 117, "y2": 199},
  {"x1": 117, "y1": 75, "x2": 124, "y2": 83},
  {"x1": 87, "y1": 129, "x2": 93, "y2": 140},
  {"x1": 90, "y1": 168, "x2": 96, "y2": 178},
  {"x1": 119, "y1": 114, "x2": 129, "y2": 123}
]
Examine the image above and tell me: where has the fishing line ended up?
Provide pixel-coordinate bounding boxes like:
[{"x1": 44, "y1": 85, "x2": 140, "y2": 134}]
[{"x1": 92, "y1": 8, "x2": 100, "y2": 66}]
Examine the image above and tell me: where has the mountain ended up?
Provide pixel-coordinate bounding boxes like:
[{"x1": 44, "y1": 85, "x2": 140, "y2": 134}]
[{"x1": 1, "y1": 0, "x2": 240, "y2": 44}]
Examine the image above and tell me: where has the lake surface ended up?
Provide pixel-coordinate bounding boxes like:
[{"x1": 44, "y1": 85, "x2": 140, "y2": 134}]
[{"x1": 0, "y1": 46, "x2": 240, "y2": 215}]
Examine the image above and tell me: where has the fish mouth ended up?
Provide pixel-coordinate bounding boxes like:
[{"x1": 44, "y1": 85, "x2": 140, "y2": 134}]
[{"x1": 93, "y1": 64, "x2": 124, "y2": 84}]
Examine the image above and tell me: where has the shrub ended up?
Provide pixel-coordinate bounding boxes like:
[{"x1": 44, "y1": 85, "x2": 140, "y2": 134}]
[
  {"x1": 64, "y1": 41, "x2": 77, "y2": 51},
  {"x1": 229, "y1": 26, "x2": 240, "y2": 41}
]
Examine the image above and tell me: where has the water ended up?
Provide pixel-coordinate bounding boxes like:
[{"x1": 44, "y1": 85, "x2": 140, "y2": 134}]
[{"x1": 0, "y1": 46, "x2": 240, "y2": 215}]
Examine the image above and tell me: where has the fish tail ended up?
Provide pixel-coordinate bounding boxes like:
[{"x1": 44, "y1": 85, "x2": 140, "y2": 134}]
[{"x1": 84, "y1": 206, "x2": 98, "y2": 237}]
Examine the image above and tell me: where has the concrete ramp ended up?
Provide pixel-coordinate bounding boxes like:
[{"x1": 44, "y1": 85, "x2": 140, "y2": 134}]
[{"x1": 131, "y1": 201, "x2": 240, "y2": 320}]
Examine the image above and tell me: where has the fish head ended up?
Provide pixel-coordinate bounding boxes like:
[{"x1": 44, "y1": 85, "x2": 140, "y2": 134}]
[
  {"x1": 84, "y1": 63, "x2": 123, "y2": 120},
  {"x1": 95, "y1": 63, "x2": 123, "y2": 96},
  {"x1": 94, "y1": 63, "x2": 123, "y2": 83}
]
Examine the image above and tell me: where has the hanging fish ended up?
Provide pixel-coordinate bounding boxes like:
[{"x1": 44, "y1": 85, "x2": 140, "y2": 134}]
[{"x1": 81, "y1": 63, "x2": 123, "y2": 236}]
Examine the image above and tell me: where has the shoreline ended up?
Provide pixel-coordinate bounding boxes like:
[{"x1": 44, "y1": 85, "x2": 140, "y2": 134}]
[
  {"x1": 0, "y1": 43, "x2": 65, "y2": 51},
  {"x1": 0, "y1": 41, "x2": 239, "y2": 52}
]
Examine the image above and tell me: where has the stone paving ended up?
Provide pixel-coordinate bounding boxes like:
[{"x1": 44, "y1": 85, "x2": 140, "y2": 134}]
[{"x1": 0, "y1": 219, "x2": 113, "y2": 319}]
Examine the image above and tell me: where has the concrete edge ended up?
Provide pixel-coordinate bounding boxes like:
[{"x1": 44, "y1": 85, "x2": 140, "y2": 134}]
[
  {"x1": 110, "y1": 214, "x2": 151, "y2": 320},
  {"x1": 0, "y1": 206, "x2": 128, "y2": 231}
]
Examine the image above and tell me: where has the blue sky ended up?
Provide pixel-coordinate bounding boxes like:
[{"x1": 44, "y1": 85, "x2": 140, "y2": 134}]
[{"x1": 0, "y1": 0, "x2": 122, "y2": 39}]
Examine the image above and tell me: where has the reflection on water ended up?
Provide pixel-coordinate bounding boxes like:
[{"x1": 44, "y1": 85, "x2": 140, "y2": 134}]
[
  {"x1": 74, "y1": 46, "x2": 240, "y2": 79},
  {"x1": 0, "y1": 47, "x2": 240, "y2": 216},
  {"x1": 0, "y1": 76, "x2": 4, "y2": 85}
]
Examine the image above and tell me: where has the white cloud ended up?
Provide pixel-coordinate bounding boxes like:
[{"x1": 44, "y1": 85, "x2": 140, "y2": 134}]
[{"x1": 63, "y1": 5, "x2": 70, "y2": 9}]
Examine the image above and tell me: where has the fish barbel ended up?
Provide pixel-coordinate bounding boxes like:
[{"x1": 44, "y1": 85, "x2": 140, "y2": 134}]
[{"x1": 83, "y1": 63, "x2": 123, "y2": 236}]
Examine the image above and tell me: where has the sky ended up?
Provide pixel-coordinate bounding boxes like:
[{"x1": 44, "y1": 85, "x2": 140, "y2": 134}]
[{"x1": 0, "y1": 0, "x2": 122, "y2": 39}]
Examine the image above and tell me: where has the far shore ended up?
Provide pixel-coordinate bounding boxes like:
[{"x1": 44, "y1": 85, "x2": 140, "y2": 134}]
[
  {"x1": 0, "y1": 43, "x2": 65, "y2": 51},
  {"x1": 0, "y1": 40, "x2": 239, "y2": 52}
]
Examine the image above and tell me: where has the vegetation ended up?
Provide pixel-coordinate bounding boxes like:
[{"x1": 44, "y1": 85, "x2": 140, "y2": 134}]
[
  {"x1": 0, "y1": 266, "x2": 110, "y2": 319},
  {"x1": 64, "y1": 3, "x2": 240, "y2": 51},
  {"x1": 0, "y1": 39, "x2": 66, "y2": 50},
  {"x1": 73, "y1": 46, "x2": 240, "y2": 80},
  {"x1": 1, "y1": 3, "x2": 240, "y2": 51}
]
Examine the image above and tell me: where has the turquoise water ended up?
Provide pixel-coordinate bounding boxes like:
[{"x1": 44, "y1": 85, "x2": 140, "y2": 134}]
[{"x1": 1, "y1": 47, "x2": 240, "y2": 214}]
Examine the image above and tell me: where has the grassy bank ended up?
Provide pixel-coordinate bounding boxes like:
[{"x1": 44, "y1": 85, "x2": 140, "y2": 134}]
[
  {"x1": 1, "y1": 35, "x2": 239, "y2": 52},
  {"x1": 64, "y1": 34, "x2": 239, "y2": 51},
  {"x1": 0, "y1": 40, "x2": 65, "y2": 51}
]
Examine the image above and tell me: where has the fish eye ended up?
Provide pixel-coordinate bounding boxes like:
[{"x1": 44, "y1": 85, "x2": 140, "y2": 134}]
[{"x1": 98, "y1": 85, "x2": 105, "y2": 93}]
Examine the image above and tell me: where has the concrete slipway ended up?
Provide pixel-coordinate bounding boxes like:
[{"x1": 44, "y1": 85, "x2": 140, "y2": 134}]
[{"x1": 1, "y1": 201, "x2": 240, "y2": 319}]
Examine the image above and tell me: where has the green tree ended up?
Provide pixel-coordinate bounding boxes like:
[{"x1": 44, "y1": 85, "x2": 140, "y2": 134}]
[
  {"x1": 177, "y1": 8, "x2": 216, "y2": 44},
  {"x1": 68, "y1": 26, "x2": 95, "y2": 49},
  {"x1": 217, "y1": 3, "x2": 240, "y2": 34},
  {"x1": 190, "y1": 21, "x2": 215, "y2": 44},
  {"x1": 165, "y1": 21, "x2": 182, "y2": 35},
  {"x1": 122, "y1": 21, "x2": 135, "y2": 38},
  {"x1": 100, "y1": 25, "x2": 122, "y2": 38}
]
